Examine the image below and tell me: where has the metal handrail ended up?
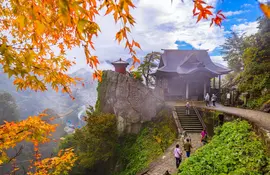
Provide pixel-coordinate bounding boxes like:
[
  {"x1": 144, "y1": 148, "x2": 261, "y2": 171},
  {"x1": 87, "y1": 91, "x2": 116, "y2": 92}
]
[{"x1": 193, "y1": 105, "x2": 207, "y2": 129}]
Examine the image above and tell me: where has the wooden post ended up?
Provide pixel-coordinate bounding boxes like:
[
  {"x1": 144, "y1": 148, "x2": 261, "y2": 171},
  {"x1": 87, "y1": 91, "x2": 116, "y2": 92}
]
[
  {"x1": 213, "y1": 77, "x2": 216, "y2": 89},
  {"x1": 218, "y1": 75, "x2": 221, "y2": 100},
  {"x1": 186, "y1": 81, "x2": 189, "y2": 100},
  {"x1": 204, "y1": 81, "x2": 206, "y2": 97}
]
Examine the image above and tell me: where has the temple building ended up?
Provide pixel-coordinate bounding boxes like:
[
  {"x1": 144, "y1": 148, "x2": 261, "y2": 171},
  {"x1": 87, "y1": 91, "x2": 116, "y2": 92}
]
[{"x1": 153, "y1": 49, "x2": 231, "y2": 101}]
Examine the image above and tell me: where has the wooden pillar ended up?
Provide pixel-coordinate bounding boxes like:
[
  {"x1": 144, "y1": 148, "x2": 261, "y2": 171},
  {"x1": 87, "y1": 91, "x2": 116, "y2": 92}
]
[
  {"x1": 218, "y1": 75, "x2": 221, "y2": 89},
  {"x1": 213, "y1": 77, "x2": 216, "y2": 89},
  {"x1": 204, "y1": 81, "x2": 206, "y2": 96},
  {"x1": 186, "y1": 81, "x2": 189, "y2": 100},
  {"x1": 218, "y1": 75, "x2": 221, "y2": 100}
]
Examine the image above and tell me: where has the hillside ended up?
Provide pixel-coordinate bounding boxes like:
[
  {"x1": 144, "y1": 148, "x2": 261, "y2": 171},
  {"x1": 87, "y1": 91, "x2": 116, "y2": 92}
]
[{"x1": 0, "y1": 68, "x2": 98, "y2": 120}]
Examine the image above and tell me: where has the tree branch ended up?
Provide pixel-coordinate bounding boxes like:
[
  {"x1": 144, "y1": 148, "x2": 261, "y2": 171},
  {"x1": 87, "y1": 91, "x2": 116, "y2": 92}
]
[{"x1": 7, "y1": 145, "x2": 24, "y2": 163}]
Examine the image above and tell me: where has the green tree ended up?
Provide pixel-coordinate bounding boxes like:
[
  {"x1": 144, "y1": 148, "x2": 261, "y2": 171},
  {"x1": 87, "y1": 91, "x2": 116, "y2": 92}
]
[
  {"x1": 138, "y1": 52, "x2": 161, "y2": 87},
  {"x1": 221, "y1": 32, "x2": 246, "y2": 72},
  {"x1": 238, "y1": 17, "x2": 270, "y2": 108},
  {"x1": 59, "y1": 106, "x2": 118, "y2": 172}
]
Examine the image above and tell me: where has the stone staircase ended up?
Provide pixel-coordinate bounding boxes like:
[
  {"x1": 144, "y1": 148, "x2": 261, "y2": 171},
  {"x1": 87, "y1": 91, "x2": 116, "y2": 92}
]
[{"x1": 175, "y1": 106, "x2": 203, "y2": 133}]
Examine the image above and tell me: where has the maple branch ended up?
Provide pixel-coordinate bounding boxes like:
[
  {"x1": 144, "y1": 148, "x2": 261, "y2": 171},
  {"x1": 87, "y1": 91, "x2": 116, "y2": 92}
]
[{"x1": 7, "y1": 146, "x2": 24, "y2": 164}]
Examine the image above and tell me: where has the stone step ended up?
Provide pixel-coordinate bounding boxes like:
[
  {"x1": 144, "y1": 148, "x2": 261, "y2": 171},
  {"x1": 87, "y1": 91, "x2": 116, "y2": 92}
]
[
  {"x1": 184, "y1": 128, "x2": 203, "y2": 132},
  {"x1": 177, "y1": 113, "x2": 196, "y2": 115},
  {"x1": 184, "y1": 130, "x2": 203, "y2": 133},
  {"x1": 175, "y1": 106, "x2": 203, "y2": 133},
  {"x1": 179, "y1": 117, "x2": 199, "y2": 120},
  {"x1": 181, "y1": 125, "x2": 202, "y2": 127},
  {"x1": 178, "y1": 115, "x2": 198, "y2": 118},
  {"x1": 180, "y1": 120, "x2": 201, "y2": 122},
  {"x1": 180, "y1": 121, "x2": 200, "y2": 123},
  {"x1": 179, "y1": 120, "x2": 200, "y2": 122},
  {"x1": 179, "y1": 117, "x2": 200, "y2": 122},
  {"x1": 183, "y1": 129, "x2": 203, "y2": 132},
  {"x1": 184, "y1": 126, "x2": 203, "y2": 129}
]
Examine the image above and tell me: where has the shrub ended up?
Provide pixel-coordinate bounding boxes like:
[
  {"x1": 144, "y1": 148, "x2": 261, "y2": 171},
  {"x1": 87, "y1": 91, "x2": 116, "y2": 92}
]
[
  {"x1": 116, "y1": 109, "x2": 177, "y2": 175},
  {"x1": 59, "y1": 106, "x2": 117, "y2": 173},
  {"x1": 130, "y1": 71, "x2": 143, "y2": 82},
  {"x1": 178, "y1": 120, "x2": 270, "y2": 175}
]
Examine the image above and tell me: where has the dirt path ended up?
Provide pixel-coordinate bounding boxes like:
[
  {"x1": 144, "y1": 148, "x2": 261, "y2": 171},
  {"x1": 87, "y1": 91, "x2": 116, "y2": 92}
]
[{"x1": 140, "y1": 133, "x2": 202, "y2": 175}]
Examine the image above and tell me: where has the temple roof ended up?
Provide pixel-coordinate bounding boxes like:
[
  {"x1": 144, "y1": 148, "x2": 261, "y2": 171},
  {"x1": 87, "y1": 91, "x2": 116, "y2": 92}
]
[
  {"x1": 111, "y1": 58, "x2": 129, "y2": 65},
  {"x1": 156, "y1": 50, "x2": 231, "y2": 75}
]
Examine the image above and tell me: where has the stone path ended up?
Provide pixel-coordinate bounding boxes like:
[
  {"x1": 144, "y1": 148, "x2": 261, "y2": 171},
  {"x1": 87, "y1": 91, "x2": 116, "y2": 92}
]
[
  {"x1": 166, "y1": 101, "x2": 270, "y2": 131},
  {"x1": 140, "y1": 133, "x2": 202, "y2": 175},
  {"x1": 195, "y1": 102, "x2": 270, "y2": 131}
]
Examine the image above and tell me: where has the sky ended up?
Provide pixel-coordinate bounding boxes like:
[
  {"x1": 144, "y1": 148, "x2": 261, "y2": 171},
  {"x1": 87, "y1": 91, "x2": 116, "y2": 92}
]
[{"x1": 67, "y1": 0, "x2": 268, "y2": 73}]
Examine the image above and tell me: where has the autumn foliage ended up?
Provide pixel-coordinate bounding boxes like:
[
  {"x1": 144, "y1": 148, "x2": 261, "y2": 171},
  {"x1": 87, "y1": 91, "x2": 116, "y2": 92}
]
[
  {"x1": 0, "y1": 0, "x2": 269, "y2": 174},
  {"x1": 192, "y1": 0, "x2": 226, "y2": 26},
  {"x1": 0, "y1": 113, "x2": 77, "y2": 174},
  {"x1": 0, "y1": 0, "x2": 141, "y2": 98}
]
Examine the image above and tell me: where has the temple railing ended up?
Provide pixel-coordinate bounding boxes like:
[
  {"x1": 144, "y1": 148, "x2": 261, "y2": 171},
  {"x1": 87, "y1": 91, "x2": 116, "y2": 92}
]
[{"x1": 193, "y1": 106, "x2": 206, "y2": 129}]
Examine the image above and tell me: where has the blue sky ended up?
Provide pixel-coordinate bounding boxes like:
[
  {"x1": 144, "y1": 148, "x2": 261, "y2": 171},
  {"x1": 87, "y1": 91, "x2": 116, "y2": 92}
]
[
  {"x1": 175, "y1": 0, "x2": 266, "y2": 57},
  {"x1": 67, "y1": 0, "x2": 268, "y2": 72}
]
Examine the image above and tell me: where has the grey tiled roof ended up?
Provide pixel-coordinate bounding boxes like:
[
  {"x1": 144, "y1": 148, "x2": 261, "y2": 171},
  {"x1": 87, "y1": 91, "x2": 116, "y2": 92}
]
[{"x1": 157, "y1": 50, "x2": 231, "y2": 75}]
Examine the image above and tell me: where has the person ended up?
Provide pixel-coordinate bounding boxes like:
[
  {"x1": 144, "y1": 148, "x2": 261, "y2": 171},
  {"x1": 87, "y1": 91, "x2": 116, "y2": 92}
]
[
  {"x1": 204, "y1": 93, "x2": 210, "y2": 106},
  {"x1": 185, "y1": 101, "x2": 190, "y2": 115},
  {"x1": 211, "y1": 94, "x2": 217, "y2": 107},
  {"x1": 226, "y1": 92, "x2": 231, "y2": 106},
  {"x1": 184, "y1": 138, "x2": 192, "y2": 158},
  {"x1": 201, "y1": 129, "x2": 208, "y2": 145},
  {"x1": 174, "y1": 144, "x2": 182, "y2": 168}
]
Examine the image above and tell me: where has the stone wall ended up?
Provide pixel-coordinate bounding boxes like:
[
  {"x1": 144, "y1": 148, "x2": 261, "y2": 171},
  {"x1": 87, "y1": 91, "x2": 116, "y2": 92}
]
[{"x1": 97, "y1": 70, "x2": 165, "y2": 134}]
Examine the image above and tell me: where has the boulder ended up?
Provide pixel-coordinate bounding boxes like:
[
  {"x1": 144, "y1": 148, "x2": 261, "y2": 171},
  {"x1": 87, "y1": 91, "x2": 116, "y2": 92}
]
[{"x1": 97, "y1": 70, "x2": 164, "y2": 134}]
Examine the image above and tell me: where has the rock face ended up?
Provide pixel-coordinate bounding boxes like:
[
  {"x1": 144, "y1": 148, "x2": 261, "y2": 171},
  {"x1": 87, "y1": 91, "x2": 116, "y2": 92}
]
[{"x1": 97, "y1": 70, "x2": 164, "y2": 134}]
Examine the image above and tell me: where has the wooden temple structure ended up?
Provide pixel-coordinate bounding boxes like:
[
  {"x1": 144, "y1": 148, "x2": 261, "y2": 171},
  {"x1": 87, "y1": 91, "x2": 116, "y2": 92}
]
[{"x1": 153, "y1": 50, "x2": 231, "y2": 101}]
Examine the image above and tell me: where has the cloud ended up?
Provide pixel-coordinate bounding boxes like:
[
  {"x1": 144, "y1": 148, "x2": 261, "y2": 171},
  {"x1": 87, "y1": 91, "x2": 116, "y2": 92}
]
[
  {"x1": 231, "y1": 21, "x2": 259, "y2": 36},
  {"x1": 68, "y1": 0, "x2": 227, "y2": 73},
  {"x1": 258, "y1": 0, "x2": 270, "y2": 3},
  {"x1": 236, "y1": 18, "x2": 247, "y2": 22},
  {"x1": 210, "y1": 56, "x2": 227, "y2": 67},
  {"x1": 223, "y1": 10, "x2": 250, "y2": 17},
  {"x1": 241, "y1": 4, "x2": 253, "y2": 8}
]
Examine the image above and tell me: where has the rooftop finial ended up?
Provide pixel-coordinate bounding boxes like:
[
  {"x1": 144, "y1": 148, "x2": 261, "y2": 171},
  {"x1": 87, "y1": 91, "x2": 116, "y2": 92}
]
[{"x1": 119, "y1": 58, "x2": 122, "y2": 61}]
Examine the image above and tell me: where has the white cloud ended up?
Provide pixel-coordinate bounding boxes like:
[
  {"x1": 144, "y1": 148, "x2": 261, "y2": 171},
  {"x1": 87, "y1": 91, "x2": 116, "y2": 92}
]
[
  {"x1": 241, "y1": 4, "x2": 253, "y2": 8},
  {"x1": 258, "y1": 0, "x2": 270, "y2": 3},
  {"x1": 223, "y1": 10, "x2": 249, "y2": 17},
  {"x1": 231, "y1": 21, "x2": 259, "y2": 36},
  {"x1": 236, "y1": 18, "x2": 247, "y2": 22},
  {"x1": 211, "y1": 56, "x2": 227, "y2": 67},
  {"x1": 68, "y1": 0, "x2": 227, "y2": 73}
]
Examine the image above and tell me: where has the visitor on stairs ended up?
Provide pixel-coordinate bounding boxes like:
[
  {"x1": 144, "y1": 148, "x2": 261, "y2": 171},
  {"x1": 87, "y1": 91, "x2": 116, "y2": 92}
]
[
  {"x1": 185, "y1": 102, "x2": 190, "y2": 115},
  {"x1": 211, "y1": 94, "x2": 217, "y2": 107},
  {"x1": 184, "y1": 138, "x2": 192, "y2": 157},
  {"x1": 201, "y1": 129, "x2": 208, "y2": 145},
  {"x1": 204, "y1": 93, "x2": 210, "y2": 106},
  {"x1": 174, "y1": 144, "x2": 182, "y2": 168}
]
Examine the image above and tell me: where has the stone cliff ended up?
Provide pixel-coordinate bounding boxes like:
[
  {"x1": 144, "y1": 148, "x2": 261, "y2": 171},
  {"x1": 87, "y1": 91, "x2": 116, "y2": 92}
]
[{"x1": 97, "y1": 70, "x2": 164, "y2": 134}]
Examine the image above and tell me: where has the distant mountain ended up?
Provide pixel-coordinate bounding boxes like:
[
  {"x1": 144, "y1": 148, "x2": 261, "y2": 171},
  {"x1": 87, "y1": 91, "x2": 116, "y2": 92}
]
[{"x1": 0, "y1": 68, "x2": 98, "y2": 120}]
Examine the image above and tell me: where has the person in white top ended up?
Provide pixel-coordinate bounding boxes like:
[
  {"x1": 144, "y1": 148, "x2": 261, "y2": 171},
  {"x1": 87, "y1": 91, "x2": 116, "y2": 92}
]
[
  {"x1": 185, "y1": 102, "x2": 190, "y2": 115},
  {"x1": 174, "y1": 144, "x2": 182, "y2": 168},
  {"x1": 204, "y1": 93, "x2": 210, "y2": 106},
  {"x1": 226, "y1": 92, "x2": 231, "y2": 106}
]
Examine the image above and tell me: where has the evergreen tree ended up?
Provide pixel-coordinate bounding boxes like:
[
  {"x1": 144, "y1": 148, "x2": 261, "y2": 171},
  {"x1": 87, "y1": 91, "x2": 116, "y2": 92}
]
[{"x1": 138, "y1": 52, "x2": 161, "y2": 87}]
